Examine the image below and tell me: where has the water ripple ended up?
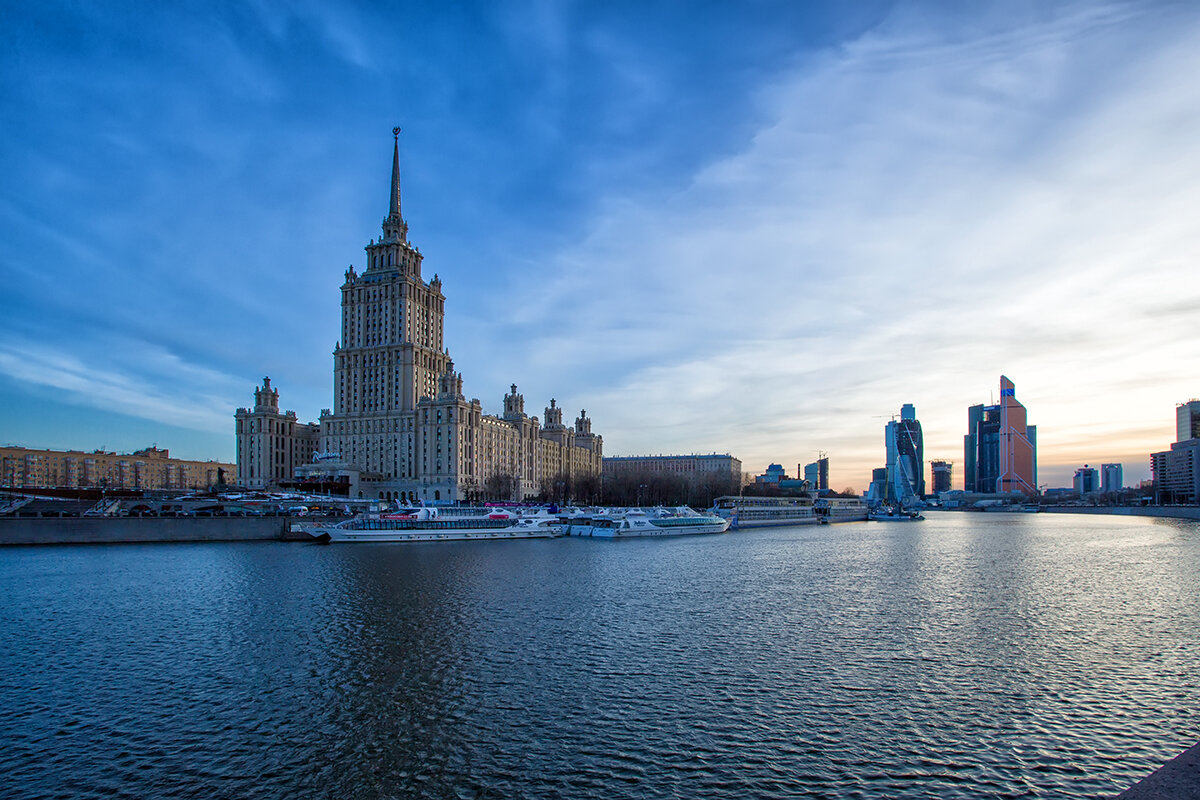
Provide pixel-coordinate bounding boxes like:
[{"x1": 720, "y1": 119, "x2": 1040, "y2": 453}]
[{"x1": 0, "y1": 516, "x2": 1197, "y2": 797}]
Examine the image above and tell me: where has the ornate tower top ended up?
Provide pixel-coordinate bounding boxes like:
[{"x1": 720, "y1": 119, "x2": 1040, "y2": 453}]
[
  {"x1": 254, "y1": 377, "x2": 279, "y2": 413},
  {"x1": 544, "y1": 398, "x2": 564, "y2": 429},
  {"x1": 437, "y1": 360, "x2": 464, "y2": 401},
  {"x1": 503, "y1": 384, "x2": 526, "y2": 420}
]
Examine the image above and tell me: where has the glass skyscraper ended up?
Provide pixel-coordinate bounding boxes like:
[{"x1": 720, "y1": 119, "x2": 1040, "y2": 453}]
[{"x1": 964, "y1": 376, "x2": 1038, "y2": 495}]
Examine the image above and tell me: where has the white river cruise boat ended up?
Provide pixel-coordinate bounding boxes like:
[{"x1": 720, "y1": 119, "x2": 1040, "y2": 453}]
[
  {"x1": 567, "y1": 507, "x2": 730, "y2": 538},
  {"x1": 308, "y1": 507, "x2": 564, "y2": 543},
  {"x1": 868, "y1": 507, "x2": 925, "y2": 521},
  {"x1": 710, "y1": 494, "x2": 869, "y2": 529}
]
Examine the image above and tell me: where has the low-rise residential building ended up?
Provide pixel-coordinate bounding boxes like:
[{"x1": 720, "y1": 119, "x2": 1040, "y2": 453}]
[{"x1": 0, "y1": 445, "x2": 232, "y2": 491}]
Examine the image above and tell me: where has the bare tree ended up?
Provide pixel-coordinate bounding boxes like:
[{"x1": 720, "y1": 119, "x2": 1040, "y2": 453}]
[{"x1": 483, "y1": 473, "x2": 518, "y2": 502}]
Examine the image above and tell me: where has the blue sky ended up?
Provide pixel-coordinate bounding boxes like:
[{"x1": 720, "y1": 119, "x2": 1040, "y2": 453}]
[{"x1": 3, "y1": 1, "x2": 1198, "y2": 491}]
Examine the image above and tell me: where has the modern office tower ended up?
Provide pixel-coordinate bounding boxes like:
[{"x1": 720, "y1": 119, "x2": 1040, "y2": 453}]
[
  {"x1": 1073, "y1": 465, "x2": 1099, "y2": 494},
  {"x1": 1151, "y1": 398, "x2": 1200, "y2": 504},
  {"x1": 964, "y1": 376, "x2": 1038, "y2": 494},
  {"x1": 1178, "y1": 400, "x2": 1200, "y2": 442},
  {"x1": 884, "y1": 403, "x2": 924, "y2": 504},
  {"x1": 802, "y1": 457, "x2": 829, "y2": 491},
  {"x1": 237, "y1": 132, "x2": 602, "y2": 501},
  {"x1": 930, "y1": 460, "x2": 952, "y2": 494},
  {"x1": 867, "y1": 467, "x2": 889, "y2": 504},
  {"x1": 1100, "y1": 463, "x2": 1123, "y2": 494}
]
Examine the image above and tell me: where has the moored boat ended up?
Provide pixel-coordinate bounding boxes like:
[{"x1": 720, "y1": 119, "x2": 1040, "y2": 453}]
[
  {"x1": 710, "y1": 494, "x2": 869, "y2": 529},
  {"x1": 568, "y1": 506, "x2": 730, "y2": 538},
  {"x1": 308, "y1": 507, "x2": 564, "y2": 543},
  {"x1": 868, "y1": 507, "x2": 925, "y2": 521}
]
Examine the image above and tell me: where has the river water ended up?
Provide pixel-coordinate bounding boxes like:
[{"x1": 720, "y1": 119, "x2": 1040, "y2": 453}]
[{"x1": 1, "y1": 512, "x2": 1197, "y2": 799}]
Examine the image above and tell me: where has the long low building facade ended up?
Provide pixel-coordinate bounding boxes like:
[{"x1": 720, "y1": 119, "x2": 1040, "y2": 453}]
[
  {"x1": 0, "y1": 445, "x2": 233, "y2": 492},
  {"x1": 236, "y1": 132, "x2": 602, "y2": 503},
  {"x1": 603, "y1": 454, "x2": 743, "y2": 485}
]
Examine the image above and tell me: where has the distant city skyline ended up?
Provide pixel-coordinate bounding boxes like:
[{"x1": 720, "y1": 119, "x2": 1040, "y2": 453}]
[{"x1": 3, "y1": 1, "x2": 1199, "y2": 492}]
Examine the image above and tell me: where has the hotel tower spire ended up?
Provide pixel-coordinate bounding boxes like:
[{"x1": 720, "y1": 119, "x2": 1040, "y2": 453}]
[
  {"x1": 381, "y1": 127, "x2": 408, "y2": 244},
  {"x1": 389, "y1": 126, "x2": 402, "y2": 220}
]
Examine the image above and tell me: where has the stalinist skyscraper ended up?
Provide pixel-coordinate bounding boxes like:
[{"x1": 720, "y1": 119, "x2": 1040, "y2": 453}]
[
  {"x1": 321, "y1": 128, "x2": 451, "y2": 481},
  {"x1": 237, "y1": 130, "x2": 602, "y2": 502}
]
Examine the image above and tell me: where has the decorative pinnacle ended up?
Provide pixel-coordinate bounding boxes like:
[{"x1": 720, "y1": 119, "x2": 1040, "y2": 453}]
[{"x1": 393, "y1": 126, "x2": 401, "y2": 138}]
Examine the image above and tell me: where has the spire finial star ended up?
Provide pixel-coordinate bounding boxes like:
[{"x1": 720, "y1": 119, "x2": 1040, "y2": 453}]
[{"x1": 392, "y1": 126, "x2": 401, "y2": 138}]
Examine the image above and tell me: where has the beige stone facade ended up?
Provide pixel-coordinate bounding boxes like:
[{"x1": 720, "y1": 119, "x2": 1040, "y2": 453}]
[
  {"x1": 0, "y1": 445, "x2": 232, "y2": 491},
  {"x1": 235, "y1": 377, "x2": 320, "y2": 490},
  {"x1": 237, "y1": 133, "x2": 602, "y2": 501}
]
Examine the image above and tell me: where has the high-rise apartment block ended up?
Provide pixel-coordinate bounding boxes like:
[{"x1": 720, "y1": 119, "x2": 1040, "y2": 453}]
[
  {"x1": 1151, "y1": 399, "x2": 1200, "y2": 503},
  {"x1": 1073, "y1": 465, "x2": 1099, "y2": 494},
  {"x1": 1177, "y1": 400, "x2": 1200, "y2": 443},
  {"x1": 236, "y1": 133, "x2": 602, "y2": 502},
  {"x1": 930, "y1": 460, "x2": 952, "y2": 494},
  {"x1": 1100, "y1": 463, "x2": 1123, "y2": 494},
  {"x1": 964, "y1": 376, "x2": 1038, "y2": 495}
]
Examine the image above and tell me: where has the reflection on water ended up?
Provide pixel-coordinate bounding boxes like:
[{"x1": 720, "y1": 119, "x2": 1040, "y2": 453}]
[{"x1": 1, "y1": 514, "x2": 1197, "y2": 798}]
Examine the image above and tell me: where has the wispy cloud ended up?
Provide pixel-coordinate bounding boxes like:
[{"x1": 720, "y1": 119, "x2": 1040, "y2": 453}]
[
  {"x1": 0, "y1": 336, "x2": 241, "y2": 434},
  {"x1": 470, "y1": 2, "x2": 1200, "y2": 488}
]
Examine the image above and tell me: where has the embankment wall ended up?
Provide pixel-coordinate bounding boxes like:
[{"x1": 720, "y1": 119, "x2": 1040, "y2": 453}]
[
  {"x1": 0, "y1": 517, "x2": 288, "y2": 545},
  {"x1": 1116, "y1": 739, "x2": 1200, "y2": 798},
  {"x1": 1045, "y1": 506, "x2": 1200, "y2": 521}
]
